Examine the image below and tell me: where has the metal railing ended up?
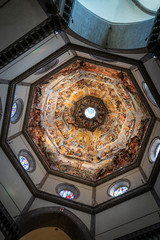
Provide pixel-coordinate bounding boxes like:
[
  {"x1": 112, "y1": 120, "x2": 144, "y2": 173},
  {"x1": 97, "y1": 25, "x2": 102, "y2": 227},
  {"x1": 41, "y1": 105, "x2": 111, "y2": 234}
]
[
  {"x1": 0, "y1": 201, "x2": 19, "y2": 239},
  {"x1": 0, "y1": 0, "x2": 74, "y2": 70}
]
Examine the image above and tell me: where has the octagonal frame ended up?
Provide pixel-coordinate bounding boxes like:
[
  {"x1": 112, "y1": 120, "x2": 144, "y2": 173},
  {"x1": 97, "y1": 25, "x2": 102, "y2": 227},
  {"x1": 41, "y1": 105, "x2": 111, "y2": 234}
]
[
  {"x1": 1, "y1": 43, "x2": 160, "y2": 214},
  {"x1": 22, "y1": 54, "x2": 155, "y2": 187}
]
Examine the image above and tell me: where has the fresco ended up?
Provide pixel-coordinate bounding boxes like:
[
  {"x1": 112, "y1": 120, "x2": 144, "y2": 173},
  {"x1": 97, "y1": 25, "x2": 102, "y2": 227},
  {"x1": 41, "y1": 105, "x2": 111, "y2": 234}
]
[{"x1": 27, "y1": 60, "x2": 150, "y2": 181}]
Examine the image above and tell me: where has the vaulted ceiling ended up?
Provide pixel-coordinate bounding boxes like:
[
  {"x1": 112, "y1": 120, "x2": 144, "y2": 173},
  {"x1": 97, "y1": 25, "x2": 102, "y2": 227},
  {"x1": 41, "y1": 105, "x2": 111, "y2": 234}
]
[{"x1": 0, "y1": 0, "x2": 160, "y2": 222}]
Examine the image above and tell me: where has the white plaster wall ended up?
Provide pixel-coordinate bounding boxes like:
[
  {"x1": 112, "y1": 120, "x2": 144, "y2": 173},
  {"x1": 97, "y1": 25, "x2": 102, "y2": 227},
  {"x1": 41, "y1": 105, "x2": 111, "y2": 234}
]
[
  {"x1": 0, "y1": 183, "x2": 20, "y2": 218},
  {"x1": 41, "y1": 174, "x2": 92, "y2": 206},
  {"x1": 144, "y1": 58, "x2": 160, "y2": 96},
  {"x1": 140, "y1": 121, "x2": 160, "y2": 179},
  {"x1": 8, "y1": 134, "x2": 46, "y2": 186},
  {"x1": 78, "y1": 0, "x2": 154, "y2": 23},
  {"x1": 0, "y1": 148, "x2": 32, "y2": 215},
  {"x1": 75, "y1": 51, "x2": 132, "y2": 69},
  {"x1": 0, "y1": 34, "x2": 65, "y2": 80},
  {"x1": 22, "y1": 50, "x2": 74, "y2": 84},
  {"x1": 95, "y1": 191, "x2": 160, "y2": 240},
  {"x1": 154, "y1": 171, "x2": 160, "y2": 199},
  {"x1": 96, "y1": 168, "x2": 144, "y2": 205},
  {"x1": 138, "y1": 0, "x2": 160, "y2": 12},
  {"x1": 0, "y1": 84, "x2": 8, "y2": 133},
  {"x1": 131, "y1": 67, "x2": 160, "y2": 118},
  {"x1": 8, "y1": 85, "x2": 30, "y2": 137}
]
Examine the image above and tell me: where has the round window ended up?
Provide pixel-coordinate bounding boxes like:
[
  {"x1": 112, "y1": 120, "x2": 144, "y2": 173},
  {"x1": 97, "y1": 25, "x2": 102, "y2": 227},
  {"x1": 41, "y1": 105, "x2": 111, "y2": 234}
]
[
  {"x1": 35, "y1": 59, "x2": 58, "y2": 75},
  {"x1": 56, "y1": 183, "x2": 80, "y2": 200},
  {"x1": 113, "y1": 186, "x2": 129, "y2": 197},
  {"x1": 18, "y1": 150, "x2": 36, "y2": 172},
  {"x1": 11, "y1": 102, "x2": 17, "y2": 118},
  {"x1": 11, "y1": 99, "x2": 23, "y2": 124},
  {"x1": 149, "y1": 138, "x2": 160, "y2": 163},
  {"x1": 59, "y1": 190, "x2": 74, "y2": 199},
  {"x1": 142, "y1": 82, "x2": 157, "y2": 106},
  {"x1": 84, "y1": 107, "x2": 96, "y2": 119},
  {"x1": 19, "y1": 155, "x2": 30, "y2": 170},
  {"x1": 108, "y1": 179, "x2": 130, "y2": 197}
]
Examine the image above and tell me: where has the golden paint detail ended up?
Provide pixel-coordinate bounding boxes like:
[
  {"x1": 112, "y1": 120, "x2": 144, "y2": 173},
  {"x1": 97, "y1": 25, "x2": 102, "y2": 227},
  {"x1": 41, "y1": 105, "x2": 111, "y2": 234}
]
[{"x1": 27, "y1": 61, "x2": 150, "y2": 181}]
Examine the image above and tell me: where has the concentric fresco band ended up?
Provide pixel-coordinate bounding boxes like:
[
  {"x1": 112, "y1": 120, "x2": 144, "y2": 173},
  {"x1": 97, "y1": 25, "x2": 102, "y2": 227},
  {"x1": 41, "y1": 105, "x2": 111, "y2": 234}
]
[
  {"x1": 73, "y1": 95, "x2": 108, "y2": 131},
  {"x1": 27, "y1": 60, "x2": 150, "y2": 182}
]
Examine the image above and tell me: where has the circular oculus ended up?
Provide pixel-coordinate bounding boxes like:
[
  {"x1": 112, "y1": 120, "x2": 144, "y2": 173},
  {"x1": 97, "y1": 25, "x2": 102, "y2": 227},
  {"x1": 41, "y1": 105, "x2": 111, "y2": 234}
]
[
  {"x1": 108, "y1": 179, "x2": 130, "y2": 197},
  {"x1": 18, "y1": 150, "x2": 36, "y2": 172},
  {"x1": 19, "y1": 155, "x2": 30, "y2": 171},
  {"x1": 84, "y1": 107, "x2": 96, "y2": 119},
  {"x1": 149, "y1": 138, "x2": 160, "y2": 163}
]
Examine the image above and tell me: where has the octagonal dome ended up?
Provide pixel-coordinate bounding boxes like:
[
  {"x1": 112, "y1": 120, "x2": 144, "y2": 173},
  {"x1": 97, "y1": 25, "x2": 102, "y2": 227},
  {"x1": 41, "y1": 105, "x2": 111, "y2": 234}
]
[{"x1": 27, "y1": 60, "x2": 150, "y2": 182}]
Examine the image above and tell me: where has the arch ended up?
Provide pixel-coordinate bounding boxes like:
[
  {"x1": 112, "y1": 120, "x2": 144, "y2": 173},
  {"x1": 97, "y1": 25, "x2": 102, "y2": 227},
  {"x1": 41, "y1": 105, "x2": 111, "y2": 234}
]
[
  {"x1": 17, "y1": 207, "x2": 92, "y2": 240},
  {"x1": 20, "y1": 227, "x2": 71, "y2": 240}
]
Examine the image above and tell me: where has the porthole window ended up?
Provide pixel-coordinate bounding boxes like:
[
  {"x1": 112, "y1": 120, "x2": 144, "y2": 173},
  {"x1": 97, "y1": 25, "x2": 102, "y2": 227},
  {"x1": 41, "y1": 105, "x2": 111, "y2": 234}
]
[
  {"x1": 18, "y1": 150, "x2": 36, "y2": 172},
  {"x1": 142, "y1": 82, "x2": 157, "y2": 107},
  {"x1": 11, "y1": 99, "x2": 23, "y2": 124},
  {"x1": 59, "y1": 190, "x2": 74, "y2": 199},
  {"x1": 35, "y1": 59, "x2": 58, "y2": 75},
  {"x1": 11, "y1": 102, "x2": 17, "y2": 118},
  {"x1": 113, "y1": 186, "x2": 129, "y2": 197},
  {"x1": 56, "y1": 183, "x2": 80, "y2": 200},
  {"x1": 149, "y1": 138, "x2": 160, "y2": 163},
  {"x1": 108, "y1": 179, "x2": 130, "y2": 197}
]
